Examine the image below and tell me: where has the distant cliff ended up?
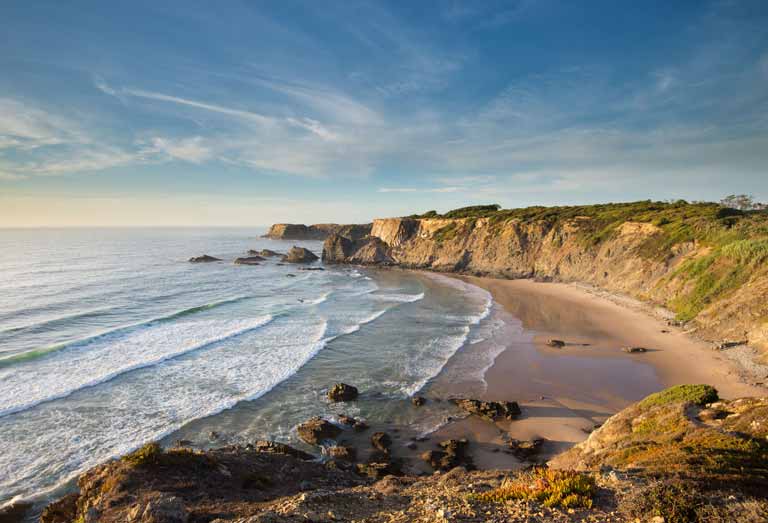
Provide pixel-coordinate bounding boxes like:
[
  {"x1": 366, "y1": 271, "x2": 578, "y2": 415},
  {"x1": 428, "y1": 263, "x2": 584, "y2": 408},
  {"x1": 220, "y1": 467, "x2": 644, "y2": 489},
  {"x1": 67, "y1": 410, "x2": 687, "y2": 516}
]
[
  {"x1": 323, "y1": 202, "x2": 768, "y2": 355},
  {"x1": 263, "y1": 223, "x2": 371, "y2": 240}
]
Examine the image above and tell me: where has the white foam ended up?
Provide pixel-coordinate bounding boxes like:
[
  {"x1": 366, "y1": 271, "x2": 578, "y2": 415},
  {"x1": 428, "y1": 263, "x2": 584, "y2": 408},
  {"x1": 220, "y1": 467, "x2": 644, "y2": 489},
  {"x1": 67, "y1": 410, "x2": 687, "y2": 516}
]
[
  {"x1": 0, "y1": 315, "x2": 275, "y2": 418},
  {"x1": 0, "y1": 316, "x2": 330, "y2": 502},
  {"x1": 371, "y1": 292, "x2": 425, "y2": 303}
]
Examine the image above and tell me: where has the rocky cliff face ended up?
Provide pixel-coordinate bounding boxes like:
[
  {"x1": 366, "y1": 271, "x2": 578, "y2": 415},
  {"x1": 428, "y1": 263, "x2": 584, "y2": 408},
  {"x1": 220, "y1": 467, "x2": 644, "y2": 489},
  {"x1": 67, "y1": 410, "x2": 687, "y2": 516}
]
[
  {"x1": 324, "y1": 215, "x2": 768, "y2": 354},
  {"x1": 263, "y1": 223, "x2": 371, "y2": 240}
]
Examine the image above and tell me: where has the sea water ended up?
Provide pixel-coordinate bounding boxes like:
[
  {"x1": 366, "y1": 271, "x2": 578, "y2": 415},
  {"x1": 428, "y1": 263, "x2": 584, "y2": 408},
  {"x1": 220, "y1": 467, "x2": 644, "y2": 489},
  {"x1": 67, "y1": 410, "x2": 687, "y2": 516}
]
[{"x1": 0, "y1": 228, "x2": 500, "y2": 504}]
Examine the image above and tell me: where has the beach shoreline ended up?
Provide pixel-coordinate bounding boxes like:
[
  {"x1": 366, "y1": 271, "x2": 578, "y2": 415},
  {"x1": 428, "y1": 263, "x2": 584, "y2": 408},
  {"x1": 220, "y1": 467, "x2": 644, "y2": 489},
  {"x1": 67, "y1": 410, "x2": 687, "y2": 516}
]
[{"x1": 425, "y1": 274, "x2": 768, "y2": 466}]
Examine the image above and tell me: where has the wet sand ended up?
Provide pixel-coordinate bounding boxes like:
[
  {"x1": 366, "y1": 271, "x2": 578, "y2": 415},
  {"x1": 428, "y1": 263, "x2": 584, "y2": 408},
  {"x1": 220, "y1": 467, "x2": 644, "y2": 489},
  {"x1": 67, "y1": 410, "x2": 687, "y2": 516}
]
[{"x1": 428, "y1": 276, "x2": 767, "y2": 468}]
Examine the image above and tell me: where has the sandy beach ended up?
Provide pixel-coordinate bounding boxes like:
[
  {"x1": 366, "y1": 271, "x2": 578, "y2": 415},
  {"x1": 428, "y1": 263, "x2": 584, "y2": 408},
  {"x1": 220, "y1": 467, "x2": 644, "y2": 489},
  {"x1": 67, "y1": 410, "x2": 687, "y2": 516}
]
[{"x1": 429, "y1": 275, "x2": 768, "y2": 468}]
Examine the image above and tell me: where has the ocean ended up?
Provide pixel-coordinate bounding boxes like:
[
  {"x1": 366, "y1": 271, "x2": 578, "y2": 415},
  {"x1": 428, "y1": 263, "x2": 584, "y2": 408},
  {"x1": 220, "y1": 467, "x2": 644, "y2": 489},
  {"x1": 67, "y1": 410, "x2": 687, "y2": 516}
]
[{"x1": 0, "y1": 228, "x2": 505, "y2": 504}]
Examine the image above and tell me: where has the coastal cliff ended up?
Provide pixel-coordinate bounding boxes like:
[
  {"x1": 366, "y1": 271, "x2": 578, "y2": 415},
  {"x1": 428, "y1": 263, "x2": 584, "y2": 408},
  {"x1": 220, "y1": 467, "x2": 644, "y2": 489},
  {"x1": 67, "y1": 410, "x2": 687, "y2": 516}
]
[
  {"x1": 263, "y1": 223, "x2": 371, "y2": 241},
  {"x1": 323, "y1": 201, "x2": 768, "y2": 355}
]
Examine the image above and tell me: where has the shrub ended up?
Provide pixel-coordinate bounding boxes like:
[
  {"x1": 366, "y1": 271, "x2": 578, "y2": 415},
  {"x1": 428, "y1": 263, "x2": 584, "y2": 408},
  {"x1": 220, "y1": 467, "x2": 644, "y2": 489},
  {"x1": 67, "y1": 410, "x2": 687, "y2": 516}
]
[
  {"x1": 474, "y1": 468, "x2": 596, "y2": 509},
  {"x1": 637, "y1": 384, "x2": 718, "y2": 409},
  {"x1": 122, "y1": 442, "x2": 163, "y2": 467},
  {"x1": 620, "y1": 479, "x2": 704, "y2": 523}
]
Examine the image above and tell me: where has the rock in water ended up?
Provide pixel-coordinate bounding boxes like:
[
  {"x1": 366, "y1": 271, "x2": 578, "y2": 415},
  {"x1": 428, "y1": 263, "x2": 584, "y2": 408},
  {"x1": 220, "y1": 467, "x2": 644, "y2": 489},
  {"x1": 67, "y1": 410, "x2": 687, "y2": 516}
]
[
  {"x1": 250, "y1": 249, "x2": 282, "y2": 257},
  {"x1": 371, "y1": 432, "x2": 392, "y2": 452},
  {"x1": 233, "y1": 256, "x2": 264, "y2": 265},
  {"x1": 282, "y1": 246, "x2": 319, "y2": 263},
  {"x1": 327, "y1": 383, "x2": 359, "y2": 402},
  {"x1": 452, "y1": 398, "x2": 521, "y2": 421},
  {"x1": 188, "y1": 255, "x2": 221, "y2": 263},
  {"x1": 411, "y1": 396, "x2": 426, "y2": 407},
  {"x1": 338, "y1": 414, "x2": 369, "y2": 431},
  {"x1": 297, "y1": 417, "x2": 342, "y2": 446}
]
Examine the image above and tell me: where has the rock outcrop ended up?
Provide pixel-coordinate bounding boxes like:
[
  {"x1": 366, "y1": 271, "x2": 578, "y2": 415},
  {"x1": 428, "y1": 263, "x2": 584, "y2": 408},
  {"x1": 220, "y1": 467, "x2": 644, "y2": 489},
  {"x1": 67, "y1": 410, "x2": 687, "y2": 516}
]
[
  {"x1": 251, "y1": 249, "x2": 281, "y2": 257},
  {"x1": 327, "y1": 383, "x2": 358, "y2": 402},
  {"x1": 263, "y1": 223, "x2": 372, "y2": 241},
  {"x1": 549, "y1": 384, "x2": 768, "y2": 489},
  {"x1": 234, "y1": 256, "x2": 264, "y2": 265},
  {"x1": 188, "y1": 255, "x2": 221, "y2": 263},
  {"x1": 282, "y1": 246, "x2": 319, "y2": 263},
  {"x1": 452, "y1": 398, "x2": 522, "y2": 421},
  {"x1": 322, "y1": 234, "x2": 393, "y2": 265},
  {"x1": 297, "y1": 417, "x2": 342, "y2": 446}
]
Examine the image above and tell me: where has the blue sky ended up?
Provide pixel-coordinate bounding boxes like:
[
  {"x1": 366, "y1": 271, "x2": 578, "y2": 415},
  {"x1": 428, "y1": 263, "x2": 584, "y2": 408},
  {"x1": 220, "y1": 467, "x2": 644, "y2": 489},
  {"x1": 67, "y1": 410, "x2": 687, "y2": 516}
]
[{"x1": 1, "y1": 0, "x2": 767, "y2": 226}]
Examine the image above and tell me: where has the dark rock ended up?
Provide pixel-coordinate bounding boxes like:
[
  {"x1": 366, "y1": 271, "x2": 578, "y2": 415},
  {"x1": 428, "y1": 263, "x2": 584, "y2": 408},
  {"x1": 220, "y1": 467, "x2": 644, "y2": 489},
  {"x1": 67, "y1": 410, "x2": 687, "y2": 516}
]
[
  {"x1": 326, "y1": 445, "x2": 356, "y2": 461},
  {"x1": 405, "y1": 442, "x2": 417, "y2": 450},
  {"x1": 286, "y1": 274, "x2": 296, "y2": 277},
  {"x1": 173, "y1": 439, "x2": 193, "y2": 447},
  {"x1": 322, "y1": 234, "x2": 393, "y2": 265},
  {"x1": 507, "y1": 438, "x2": 544, "y2": 460},
  {"x1": 327, "y1": 383, "x2": 359, "y2": 402},
  {"x1": 41, "y1": 494, "x2": 78, "y2": 523},
  {"x1": 234, "y1": 256, "x2": 264, "y2": 265},
  {"x1": 621, "y1": 346, "x2": 647, "y2": 353},
  {"x1": 209, "y1": 431, "x2": 220, "y2": 440},
  {"x1": 337, "y1": 414, "x2": 368, "y2": 431},
  {"x1": 250, "y1": 249, "x2": 282, "y2": 257},
  {"x1": 716, "y1": 340, "x2": 748, "y2": 350},
  {"x1": 371, "y1": 431, "x2": 392, "y2": 452},
  {"x1": 188, "y1": 255, "x2": 221, "y2": 263},
  {"x1": 282, "y1": 246, "x2": 319, "y2": 263},
  {"x1": 411, "y1": 396, "x2": 426, "y2": 407},
  {"x1": 421, "y1": 439, "x2": 472, "y2": 471},
  {"x1": 0, "y1": 501, "x2": 32, "y2": 523},
  {"x1": 452, "y1": 398, "x2": 521, "y2": 421},
  {"x1": 253, "y1": 440, "x2": 314, "y2": 461},
  {"x1": 546, "y1": 339, "x2": 566, "y2": 347},
  {"x1": 297, "y1": 417, "x2": 342, "y2": 446},
  {"x1": 126, "y1": 493, "x2": 188, "y2": 523},
  {"x1": 298, "y1": 267, "x2": 325, "y2": 271}
]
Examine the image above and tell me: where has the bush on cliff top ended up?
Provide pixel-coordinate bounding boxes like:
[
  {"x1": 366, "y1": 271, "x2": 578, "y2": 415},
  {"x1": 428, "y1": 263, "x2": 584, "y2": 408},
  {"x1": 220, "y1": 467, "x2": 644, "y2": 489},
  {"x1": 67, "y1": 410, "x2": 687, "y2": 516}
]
[
  {"x1": 474, "y1": 468, "x2": 596, "y2": 509},
  {"x1": 637, "y1": 384, "x2": 718, "y2": 409}
]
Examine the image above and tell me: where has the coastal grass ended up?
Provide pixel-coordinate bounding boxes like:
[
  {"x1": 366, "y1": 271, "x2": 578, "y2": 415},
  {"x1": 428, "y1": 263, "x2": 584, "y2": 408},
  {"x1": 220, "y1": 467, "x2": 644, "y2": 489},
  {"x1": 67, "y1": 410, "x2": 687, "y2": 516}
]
[{"x1": 474, "y1": 468, "x2": 596, "y2": 509}]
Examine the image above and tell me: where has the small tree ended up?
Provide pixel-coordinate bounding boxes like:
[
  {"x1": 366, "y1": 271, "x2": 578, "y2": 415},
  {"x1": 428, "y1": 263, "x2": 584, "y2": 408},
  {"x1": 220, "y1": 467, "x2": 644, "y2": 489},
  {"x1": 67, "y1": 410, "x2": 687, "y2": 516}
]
[{"x1": 720, "y1": 194, "x2": 767, "y2": 211}]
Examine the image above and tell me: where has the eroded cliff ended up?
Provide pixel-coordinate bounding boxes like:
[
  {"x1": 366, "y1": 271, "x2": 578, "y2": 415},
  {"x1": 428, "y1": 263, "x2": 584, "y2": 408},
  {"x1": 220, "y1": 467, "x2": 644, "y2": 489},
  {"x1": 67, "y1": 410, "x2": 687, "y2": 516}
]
[
  {"x1": 324, "y1": 202, "x2": 768, "y2": 354},
  {"x1": 263, "y1": 223, "x2": 371, "y2": 241}
]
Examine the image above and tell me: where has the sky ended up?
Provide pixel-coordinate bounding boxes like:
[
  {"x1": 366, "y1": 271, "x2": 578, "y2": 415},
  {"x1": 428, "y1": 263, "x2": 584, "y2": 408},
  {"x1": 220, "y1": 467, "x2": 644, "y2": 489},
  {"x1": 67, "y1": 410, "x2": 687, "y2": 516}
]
[{"x1": 1, "y1": 0, "x2": 767, "y2": 227}]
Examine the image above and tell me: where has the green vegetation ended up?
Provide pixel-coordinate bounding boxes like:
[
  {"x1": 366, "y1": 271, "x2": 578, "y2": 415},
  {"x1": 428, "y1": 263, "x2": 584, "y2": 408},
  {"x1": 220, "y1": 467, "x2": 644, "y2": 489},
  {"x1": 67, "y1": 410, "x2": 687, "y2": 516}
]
[
  {"x1": 122, "y1": 442, "x2": 163, "y2": 467},
  {"x1": 620, "y1": 479, "x2": 706, "y2": 523},
  {"x1": 637, "y1": 384, "x2": 719, "y2": 409},
  {"x1": 474, "y1": 468, "x2": 596, "y2": 509},
  {"x1": 409, "y1": 200, "x2": 768, "y2": 322}
]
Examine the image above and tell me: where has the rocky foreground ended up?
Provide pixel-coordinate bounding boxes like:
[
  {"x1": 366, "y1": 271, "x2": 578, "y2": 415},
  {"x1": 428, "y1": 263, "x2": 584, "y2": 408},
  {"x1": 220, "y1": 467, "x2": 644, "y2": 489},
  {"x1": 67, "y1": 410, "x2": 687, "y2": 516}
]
[{"x1": 19, "y1": 385, "x2": 768, "y2": 523}]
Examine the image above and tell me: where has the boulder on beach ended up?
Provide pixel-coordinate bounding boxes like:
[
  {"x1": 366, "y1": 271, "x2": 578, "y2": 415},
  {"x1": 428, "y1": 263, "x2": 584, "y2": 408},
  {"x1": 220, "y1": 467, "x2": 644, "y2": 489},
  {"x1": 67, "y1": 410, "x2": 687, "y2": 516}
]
[
  {"x1": 411, "y1": 396, "x2": 426, "y2": 407},
  {"x1": 189, "y1": 255, "x2": 221, "y2": 263},
  {"x1": 507, "y1": 438, "x2": 544, "y2": 460},
  {"x1": 547, "y1": 339, "x2": 566, "y2": 347},
  {"x1": 421, "y1": 439, "x2": 472, "y2": 471},
  {"x1": 327, "y1": 383, "x2": 359, "y2": 402},
  {"x1": 282, "y1": 246, "x2": 319, "y2": 263},
  {"x1": 621, "y1": 346, "x2": 648, "y2": 353},
  {"x1": 234, "y1": 256, "x2": 264, "y2": 265},
  {"x1": 296, "y1": 417, "x2": 342, "y2": 446},
  {"x1": 452, "y1": 398, "x2": 521, "y2": 421}
]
